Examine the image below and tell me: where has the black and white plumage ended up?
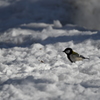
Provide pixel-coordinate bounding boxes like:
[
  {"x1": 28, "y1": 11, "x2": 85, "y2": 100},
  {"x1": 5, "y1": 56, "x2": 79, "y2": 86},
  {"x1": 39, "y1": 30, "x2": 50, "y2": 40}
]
[{"x1": 63, "y1": 48, "x2": 89, "y2": 63}]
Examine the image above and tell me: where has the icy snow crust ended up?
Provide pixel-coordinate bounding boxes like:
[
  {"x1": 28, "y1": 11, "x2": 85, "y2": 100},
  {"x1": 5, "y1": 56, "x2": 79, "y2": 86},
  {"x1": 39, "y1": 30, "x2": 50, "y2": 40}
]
[{"x1": 0, "y1": 0, "x2": 100, "y2": 100}]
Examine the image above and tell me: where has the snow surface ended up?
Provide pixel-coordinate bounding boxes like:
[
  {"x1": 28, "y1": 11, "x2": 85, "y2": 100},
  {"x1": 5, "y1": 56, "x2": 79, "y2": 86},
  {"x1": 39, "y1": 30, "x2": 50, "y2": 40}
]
[{"x1": 0, "y1": 0, "x2": 100, "y2": 100}]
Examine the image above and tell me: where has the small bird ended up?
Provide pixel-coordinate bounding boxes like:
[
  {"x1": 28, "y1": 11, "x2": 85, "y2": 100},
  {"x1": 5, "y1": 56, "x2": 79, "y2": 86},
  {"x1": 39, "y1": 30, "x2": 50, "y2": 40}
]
[{"x1": 63, "y1": 48, "x2": 89, "y2": 63}]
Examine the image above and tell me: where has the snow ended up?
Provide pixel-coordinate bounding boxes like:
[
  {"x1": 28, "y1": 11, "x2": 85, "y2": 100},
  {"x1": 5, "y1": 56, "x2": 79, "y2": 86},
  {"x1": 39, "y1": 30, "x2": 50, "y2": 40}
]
[{"x1": 0, "y1": 0, "x2": 100, "y2": 100}]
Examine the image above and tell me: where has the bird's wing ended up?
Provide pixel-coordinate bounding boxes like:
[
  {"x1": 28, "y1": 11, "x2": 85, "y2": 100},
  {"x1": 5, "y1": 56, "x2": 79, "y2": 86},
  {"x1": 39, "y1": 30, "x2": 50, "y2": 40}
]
[
  {"x1": 70, "y1": 51, "x2": 82, "y2": 62},
  {"x1": 72, "y1": 51, "x2": 80, "y2": 57},
  {"x1": 72, "y1": 51, "x2": 88, "y2": 61},
  {"x1": 73, "y1": 51, "x2": 89, "y2": 59}
]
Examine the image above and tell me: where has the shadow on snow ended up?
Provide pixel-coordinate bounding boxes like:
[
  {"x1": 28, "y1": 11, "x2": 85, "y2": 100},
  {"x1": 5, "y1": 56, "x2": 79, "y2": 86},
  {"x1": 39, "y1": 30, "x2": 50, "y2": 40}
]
[
  {"x1": 0, "y1": 29, "x2": 100, "y2": 48},
  {"x1": 0, "y1": 0, "x2": 99, "y2": 48},
  {"x1": 0, "y1": 0, "x2": 66, "y2": 33},
  {"x1": 0, "y1": 76, "x2": 53, "y2": 91}
]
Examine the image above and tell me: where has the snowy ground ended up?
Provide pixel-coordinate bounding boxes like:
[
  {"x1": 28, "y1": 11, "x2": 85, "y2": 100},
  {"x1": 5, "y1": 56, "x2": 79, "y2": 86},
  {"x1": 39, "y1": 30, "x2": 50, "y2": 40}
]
[{"x1": 0, "y1": 0, "x2": 100, "y2": 100}]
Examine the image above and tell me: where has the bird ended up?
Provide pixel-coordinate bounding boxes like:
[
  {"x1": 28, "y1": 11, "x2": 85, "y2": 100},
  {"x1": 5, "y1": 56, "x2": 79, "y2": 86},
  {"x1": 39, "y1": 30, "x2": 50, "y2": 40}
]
[{"x1": 63, "y1": 48, "x2": 89, "y2": 63}]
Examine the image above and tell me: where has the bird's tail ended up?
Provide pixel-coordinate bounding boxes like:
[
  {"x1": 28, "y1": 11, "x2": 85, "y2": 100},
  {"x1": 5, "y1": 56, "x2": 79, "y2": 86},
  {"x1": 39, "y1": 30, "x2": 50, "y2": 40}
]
[
  {"x1": 80, "y1": 55, "x2": 89, "y2": 59},
  {"x1": 84, "y1": 57, "x2": 89, "y2": 59}
]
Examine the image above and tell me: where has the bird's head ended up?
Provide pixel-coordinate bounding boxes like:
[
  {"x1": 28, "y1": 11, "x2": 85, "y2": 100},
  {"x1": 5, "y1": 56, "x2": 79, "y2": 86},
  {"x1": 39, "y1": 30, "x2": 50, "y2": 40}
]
[{"x1": 63, "y1": 48, "x2": 73, "y2": 55}]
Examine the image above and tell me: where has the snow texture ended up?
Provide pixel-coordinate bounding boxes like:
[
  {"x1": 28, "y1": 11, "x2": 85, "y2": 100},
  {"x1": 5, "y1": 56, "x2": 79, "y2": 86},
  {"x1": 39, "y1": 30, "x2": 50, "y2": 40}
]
[
  {"x1": 63, "y1": 0, "x2": 100, "y2": 30},
  {"x1": 0, "y1": 0, "x2": 100, "y2": 100}
]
